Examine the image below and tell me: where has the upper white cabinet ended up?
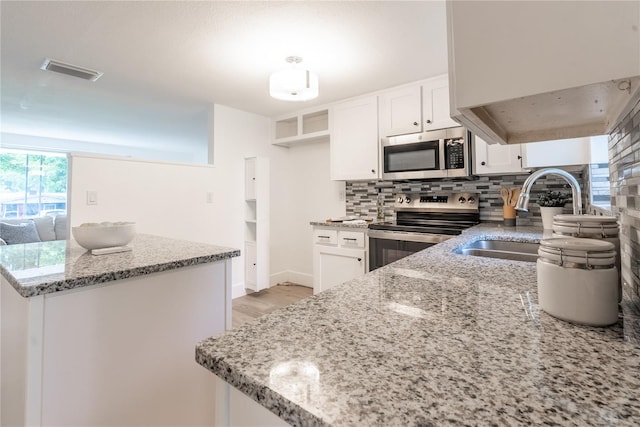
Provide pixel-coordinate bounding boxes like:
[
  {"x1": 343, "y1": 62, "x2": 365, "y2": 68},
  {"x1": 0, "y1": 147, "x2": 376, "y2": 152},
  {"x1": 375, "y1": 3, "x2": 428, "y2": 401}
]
[
  {"x1": 523, "y1": 137, "x2": 591, "y2": 169},
  {"x1": 473, "y1": 135, "x2": 525, "y2": 175},
  {"x1": 379, "y1": 74, "x2": 460, "y2": 137},
  {"x1": 447, "y1": 1, "x2": 640, "y2": 145},
  {"x1": 379, "y1": 86, "x2": 422, "y2": 136},
  {"x1": 330, "y1": 95, "x2": 379, "y2": 181},
  {"x1": 422, "y1": 75, "x2": 460, "y2": 132},
  {"x1": 272, "y1": 108, "x2": 329, "y2": 146}
]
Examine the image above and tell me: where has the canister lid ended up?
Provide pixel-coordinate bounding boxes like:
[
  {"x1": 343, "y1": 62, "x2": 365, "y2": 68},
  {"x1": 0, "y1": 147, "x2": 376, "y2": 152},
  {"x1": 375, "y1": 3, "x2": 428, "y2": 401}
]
[
  {"x1": 553, "y1": 214, "x2": 617, "y2": 224},
  {"x1": 540, "y1": 237, "x2": 615, "y2": 252}
]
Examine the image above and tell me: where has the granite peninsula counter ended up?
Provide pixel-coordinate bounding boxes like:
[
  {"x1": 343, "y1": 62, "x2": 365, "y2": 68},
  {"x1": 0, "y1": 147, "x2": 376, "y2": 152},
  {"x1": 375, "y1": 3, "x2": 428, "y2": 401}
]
[
  {"x1": 196, "y1": 223, "x2": 640, "y2": 426},
  {"x1": 1, "y1": 234, "x2": 240, "y2": 427}
]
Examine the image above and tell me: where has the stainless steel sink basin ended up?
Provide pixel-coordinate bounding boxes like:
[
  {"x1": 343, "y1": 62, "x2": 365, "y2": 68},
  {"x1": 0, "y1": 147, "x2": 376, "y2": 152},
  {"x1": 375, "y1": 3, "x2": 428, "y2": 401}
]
[{"x1": 456, "y1": 240, "x2": 539, "y2": 262}]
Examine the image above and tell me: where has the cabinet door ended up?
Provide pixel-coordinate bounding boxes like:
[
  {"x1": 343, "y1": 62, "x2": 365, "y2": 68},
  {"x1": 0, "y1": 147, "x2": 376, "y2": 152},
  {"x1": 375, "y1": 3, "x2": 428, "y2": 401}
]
[
  {"x1": 523, "y1": 137, "x2": 591, "y2": 168},
  {"x1": 313, "y1": 246, "x2": 365, "y2": 295},
  {"x1": 473, "y1": 136, "x2": 525, "y2": 175},
  {"x1": 245, "y1": 241, "x2": 257, "y2": 289},
  {"x1": 379, "y1": 86, "x2": 422, "y2": 136},
  {"x1": 245, "y1": 158, "x2": 256, "y2": 201},
  {"x1": 330, "y1": 96, "x2": 380, "y2": 180},
  {"x1": 422, "y1": 76, "x2": 460, "y2": 131}
]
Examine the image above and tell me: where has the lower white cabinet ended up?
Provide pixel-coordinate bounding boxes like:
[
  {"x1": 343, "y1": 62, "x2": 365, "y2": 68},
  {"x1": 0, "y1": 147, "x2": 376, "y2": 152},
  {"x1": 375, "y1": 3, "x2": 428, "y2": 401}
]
[
  {"x1": 244, "y1": 241, "x2": 257, "y2": 288},
  {"x1": 312, "y1": 227, "x2": 367, "y2": 294}
]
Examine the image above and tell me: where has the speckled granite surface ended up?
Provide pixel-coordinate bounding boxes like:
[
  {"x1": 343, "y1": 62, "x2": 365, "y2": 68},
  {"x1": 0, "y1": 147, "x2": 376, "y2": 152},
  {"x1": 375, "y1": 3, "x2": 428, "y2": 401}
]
[
  {"x1": 0, "y1": 234, "x2": 240, "y2": 298},
  {"x1": 196, "y1": 223, "x2": 640, "y2": 426},
  {"x1": 309, "y1": 221, "x2": 370, "y2": 229}
]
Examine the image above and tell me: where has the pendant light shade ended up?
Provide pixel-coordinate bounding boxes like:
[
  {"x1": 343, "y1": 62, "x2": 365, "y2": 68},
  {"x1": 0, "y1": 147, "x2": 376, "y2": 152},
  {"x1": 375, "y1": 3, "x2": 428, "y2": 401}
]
[{"x1": 269, "y1": 56, "x2": 319, "y2": 101}]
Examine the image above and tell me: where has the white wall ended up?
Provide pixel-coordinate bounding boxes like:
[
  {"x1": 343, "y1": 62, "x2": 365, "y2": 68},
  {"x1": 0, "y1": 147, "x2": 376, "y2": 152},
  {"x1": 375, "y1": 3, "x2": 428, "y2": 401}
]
[
  {"x1": 1, "y1": 132, "x2": 207, "y2": 164},
  {"x1": 66, "y1": 104, "x2": 347, "y2": 297},
  {"x1": 68, "y1": 154, "x2": 218, "y2": 243},
  {"x1": 210, "y1": 105, "x2": 344, "y2": 293}
]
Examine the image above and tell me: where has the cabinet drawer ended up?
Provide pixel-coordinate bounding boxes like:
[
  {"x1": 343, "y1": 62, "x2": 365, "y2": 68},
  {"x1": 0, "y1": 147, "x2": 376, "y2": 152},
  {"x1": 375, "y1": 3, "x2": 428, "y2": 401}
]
[
  {"x1": 313, "y1": 229, "x2": 338, "y2": 245},
  {"x1": 338, "y1": 230, "x2": 365, "y2": 248}
]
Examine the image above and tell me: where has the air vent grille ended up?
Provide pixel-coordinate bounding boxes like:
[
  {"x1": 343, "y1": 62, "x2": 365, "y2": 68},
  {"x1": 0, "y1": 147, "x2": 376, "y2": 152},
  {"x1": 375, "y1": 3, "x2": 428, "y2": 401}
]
[{"x1": 40, "y1": 58, "x2": 103, "y2": 82}]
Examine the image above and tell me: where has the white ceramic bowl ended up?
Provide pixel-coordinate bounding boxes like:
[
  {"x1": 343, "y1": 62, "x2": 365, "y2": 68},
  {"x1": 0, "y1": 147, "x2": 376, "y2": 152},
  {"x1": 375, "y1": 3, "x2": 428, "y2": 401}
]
[{"x1": 72, "y1": 222, "x2": 136, "y2": 250}]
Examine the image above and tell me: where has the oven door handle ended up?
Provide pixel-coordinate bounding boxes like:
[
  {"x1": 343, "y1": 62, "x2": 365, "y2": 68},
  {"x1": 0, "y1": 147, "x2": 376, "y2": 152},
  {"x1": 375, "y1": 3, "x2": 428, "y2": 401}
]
[{"x1": 368, "y1": 229, "x2": 452, "y2": 244}]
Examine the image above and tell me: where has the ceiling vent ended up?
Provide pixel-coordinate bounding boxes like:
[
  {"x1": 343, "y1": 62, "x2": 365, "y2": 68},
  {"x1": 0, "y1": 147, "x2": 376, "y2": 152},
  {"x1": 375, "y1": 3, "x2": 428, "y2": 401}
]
[{"x1": 40, "y1": 58, "x2": 103, "y2": 82}]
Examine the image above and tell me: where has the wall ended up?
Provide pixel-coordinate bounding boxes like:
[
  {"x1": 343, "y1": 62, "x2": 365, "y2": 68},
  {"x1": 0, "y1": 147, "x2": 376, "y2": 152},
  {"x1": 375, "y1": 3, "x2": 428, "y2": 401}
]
[
  {"x1": 209, "y1": 105, "x2": 343, "y2": 294},
  {"x1": 609, "y1": 97, "x2": 640, "y2": 345},
  {"x1": 1, "y1": 132, "x2": 207, "y2": 164},
  {"x1": 346, "y1": 170, "x2": 586, "y2": 226},
  {"x1": 68, "y1": 154, "x2": 218, "y2": 242}
]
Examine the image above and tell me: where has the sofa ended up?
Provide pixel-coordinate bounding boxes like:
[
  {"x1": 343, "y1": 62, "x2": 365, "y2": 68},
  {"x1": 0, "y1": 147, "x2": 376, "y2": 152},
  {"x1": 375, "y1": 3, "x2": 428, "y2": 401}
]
[{"x1": 0, "y1": 214, "x2": 67, "y2": 246}]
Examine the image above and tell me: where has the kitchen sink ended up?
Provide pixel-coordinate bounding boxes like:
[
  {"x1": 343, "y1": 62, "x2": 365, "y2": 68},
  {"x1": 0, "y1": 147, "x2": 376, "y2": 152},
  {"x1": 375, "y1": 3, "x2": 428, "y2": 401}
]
[{"x1": 456, "y1": 240, "x2": 539, "y2": 262}]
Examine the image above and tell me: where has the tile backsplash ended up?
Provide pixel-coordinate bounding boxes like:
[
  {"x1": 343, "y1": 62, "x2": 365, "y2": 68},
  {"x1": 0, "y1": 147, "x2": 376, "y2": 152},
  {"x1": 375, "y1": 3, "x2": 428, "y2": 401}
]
[
  {"x1": 346, "y1": 170, "x2": 586, "y2": 227},
  {"x1": 609, "y1": 97, "x2": 640, "y2": 345}
]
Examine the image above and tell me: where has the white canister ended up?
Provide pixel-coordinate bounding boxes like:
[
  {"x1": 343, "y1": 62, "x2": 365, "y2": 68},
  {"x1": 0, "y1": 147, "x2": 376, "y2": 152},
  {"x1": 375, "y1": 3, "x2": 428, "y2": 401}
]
[
  {"x1": 537, "y1": 237, "x2": 619, "y2": 326},
  {"x1": 551, "y1": 214, "x2": 621, "y2": 302}
]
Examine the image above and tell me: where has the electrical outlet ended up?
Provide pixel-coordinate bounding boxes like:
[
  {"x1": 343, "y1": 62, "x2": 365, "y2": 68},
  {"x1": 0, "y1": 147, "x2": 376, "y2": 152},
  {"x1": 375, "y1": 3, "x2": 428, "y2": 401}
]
[{"x1": 87, "y1": 190, "x2": 98, "y2": 205}]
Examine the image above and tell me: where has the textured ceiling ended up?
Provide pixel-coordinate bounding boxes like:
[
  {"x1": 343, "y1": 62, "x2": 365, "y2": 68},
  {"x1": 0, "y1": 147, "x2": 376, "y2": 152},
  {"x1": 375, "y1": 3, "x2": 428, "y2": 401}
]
[{"x1": 0, "y1": 1, "x2": 448, "y2": 153}]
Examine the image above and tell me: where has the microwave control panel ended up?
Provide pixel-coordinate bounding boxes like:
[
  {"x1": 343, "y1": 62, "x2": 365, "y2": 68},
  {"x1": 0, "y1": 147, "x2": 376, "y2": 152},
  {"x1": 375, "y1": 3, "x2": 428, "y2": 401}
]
[{"x1": 445, "y1": 139, "x2": 465, "y2": 169}]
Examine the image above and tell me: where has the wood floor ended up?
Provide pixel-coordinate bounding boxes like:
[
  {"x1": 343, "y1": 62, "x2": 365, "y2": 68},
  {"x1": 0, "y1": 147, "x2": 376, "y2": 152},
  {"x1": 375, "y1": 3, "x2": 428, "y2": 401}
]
[{"x1": 232, "y1": 283, "x2": 312, "y2": 329}]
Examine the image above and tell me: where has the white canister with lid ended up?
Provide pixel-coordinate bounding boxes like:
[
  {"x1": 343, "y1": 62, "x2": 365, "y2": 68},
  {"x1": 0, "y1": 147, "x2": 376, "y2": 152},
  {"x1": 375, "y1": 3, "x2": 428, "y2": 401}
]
[
  {"x1": 537, "y1": 237, "x2": 619, "y2": 326},
  {"x1": 551, "y1": 214, "x2": 621, "y2": 302}
]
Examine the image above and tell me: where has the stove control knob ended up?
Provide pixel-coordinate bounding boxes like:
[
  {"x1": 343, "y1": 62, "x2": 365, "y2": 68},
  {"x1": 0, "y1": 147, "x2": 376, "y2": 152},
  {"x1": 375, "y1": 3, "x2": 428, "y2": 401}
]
[
  {"x1": 458, "y1": 196, "x2": 466, "y2": 204},
  {"x1": 467, "y1": 197, "x2": 476, "y2": 204},
  {"x1": 405, "y1": 196, "x2": 412, "y2": 204},
  {"x1": 397, "y1": 197, "x2": 404, "y2": 204}
]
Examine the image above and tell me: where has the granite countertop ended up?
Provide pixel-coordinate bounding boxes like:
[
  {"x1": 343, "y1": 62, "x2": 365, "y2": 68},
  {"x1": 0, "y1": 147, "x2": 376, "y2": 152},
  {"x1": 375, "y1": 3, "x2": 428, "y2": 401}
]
[
  {"x1": 0, "y1": 234, "x2": 240, "y2": 298},
  {"x1": 196, "y1": 223, "x2": 640, "y2": 426}
]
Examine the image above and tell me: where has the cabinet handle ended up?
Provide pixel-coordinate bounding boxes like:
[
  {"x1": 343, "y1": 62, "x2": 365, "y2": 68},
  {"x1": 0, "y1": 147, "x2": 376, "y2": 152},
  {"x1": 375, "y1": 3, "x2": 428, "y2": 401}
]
[
  {"x1": 371, "y1": 169, "x2": 375, "y2": 174},
  {"x1": 318, "y1": 235, "x2": 330, "y2": 239},
  {"x1": 517, "y1": 155, "x2": 522, "y2": 160},
  {"x1": 481, "y1": 161, "x2": 486, "y2": 166},
  {"x1": 343, "y1": 238, "x2": 357, "y2": 241},
  {"x1": 426, "y1": 119, "x2": 432, "y2": 124},
  {"x1": 413, "y1": 121, "x2": 419, "y2": 126},
  {"x1": 357, "y1": 258, "x2": 362, "y2": 262},
  {"x1": 253, "y1": 263, "x2": 256, "y2": 266}
]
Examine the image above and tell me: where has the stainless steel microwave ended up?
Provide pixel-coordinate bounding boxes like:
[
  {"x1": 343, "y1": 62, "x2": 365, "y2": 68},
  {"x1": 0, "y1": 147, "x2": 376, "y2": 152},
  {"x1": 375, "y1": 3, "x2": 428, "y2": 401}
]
[{"x1": 381, "y1": 127, "x2": 472, "y2": 180}]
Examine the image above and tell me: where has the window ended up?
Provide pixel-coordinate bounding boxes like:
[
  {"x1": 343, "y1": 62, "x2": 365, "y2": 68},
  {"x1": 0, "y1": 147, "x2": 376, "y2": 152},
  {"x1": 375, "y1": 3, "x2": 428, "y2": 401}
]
[
  {"x1": 0, "y1": 150, "x2": 68, "y2": 219},
  {"x1": 588, "y1": 135, "x2": 611, "y2": 210}
]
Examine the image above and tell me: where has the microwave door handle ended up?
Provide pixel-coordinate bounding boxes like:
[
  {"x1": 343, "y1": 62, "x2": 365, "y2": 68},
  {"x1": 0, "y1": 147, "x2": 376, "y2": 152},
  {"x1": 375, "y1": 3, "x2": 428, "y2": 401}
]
[{"x1": 439, "y1": 139, "x2": 446, "y2": 170}]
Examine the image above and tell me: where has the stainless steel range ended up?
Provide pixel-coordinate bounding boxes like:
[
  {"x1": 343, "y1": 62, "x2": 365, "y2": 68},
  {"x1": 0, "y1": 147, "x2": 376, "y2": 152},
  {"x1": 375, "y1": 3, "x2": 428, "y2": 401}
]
[{"x1": 368, "y1": 192, "x2": 480, "y2": 271}]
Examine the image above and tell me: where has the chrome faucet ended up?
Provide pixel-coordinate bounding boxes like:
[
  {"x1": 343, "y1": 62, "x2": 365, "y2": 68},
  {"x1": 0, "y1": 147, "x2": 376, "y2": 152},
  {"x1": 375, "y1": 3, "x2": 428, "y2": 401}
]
[{"x1": 515, "y1": 168, "x2": 583, "y2": 215}]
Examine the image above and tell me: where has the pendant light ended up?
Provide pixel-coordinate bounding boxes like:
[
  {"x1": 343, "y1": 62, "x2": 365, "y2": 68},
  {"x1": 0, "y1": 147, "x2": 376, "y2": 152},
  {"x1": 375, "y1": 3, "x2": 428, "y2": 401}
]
[{"x1": 269, "y1": 56, "x2": 319, "y2": 101}]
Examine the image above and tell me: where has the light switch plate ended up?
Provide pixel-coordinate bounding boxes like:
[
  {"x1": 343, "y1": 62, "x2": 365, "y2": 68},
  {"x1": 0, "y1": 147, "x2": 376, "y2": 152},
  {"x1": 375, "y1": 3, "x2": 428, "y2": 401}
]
[{"x1": 87, "y1": 190, "x2": 98, "y2": 205}]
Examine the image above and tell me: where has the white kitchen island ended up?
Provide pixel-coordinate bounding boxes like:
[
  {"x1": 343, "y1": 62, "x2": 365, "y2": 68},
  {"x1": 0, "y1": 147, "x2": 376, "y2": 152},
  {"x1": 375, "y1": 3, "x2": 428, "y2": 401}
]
[{"x1": 1, "y1": 234, "x2": 239, "y2": 426}]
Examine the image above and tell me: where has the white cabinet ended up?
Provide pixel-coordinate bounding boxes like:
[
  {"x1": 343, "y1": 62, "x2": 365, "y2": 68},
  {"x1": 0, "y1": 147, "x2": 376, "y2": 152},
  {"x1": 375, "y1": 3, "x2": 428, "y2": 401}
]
[
  {"x1": 473, "y1": 135, "x2": 525, "y2": 175},
  {"x1": 312, "y1": 227, "x2": 366, "y2": 295},
  {"x1": 447, "y1": 1, "x2": 640, "y2": 144},
  {"x1": 272, "y1": 109, "x2": 329, "y2": 146},
  {"x1": 523, "y1": 137, "x2": 591, "y2": 169},
  {"x1": 330, "y1": 95, "x2": 379, "y2": 180},
  {"x1": 379, "y1": 75, "x2": 460, "y2": 137},
  {"x1": 245, "y1": 157, "x2": 269, "y2": 292},
  {"x1": 379, "y1": 85, "x2": 422, "y2": 136},
  {"x1": 422, "y1": 75, "x2": 460, "y2": 131}
]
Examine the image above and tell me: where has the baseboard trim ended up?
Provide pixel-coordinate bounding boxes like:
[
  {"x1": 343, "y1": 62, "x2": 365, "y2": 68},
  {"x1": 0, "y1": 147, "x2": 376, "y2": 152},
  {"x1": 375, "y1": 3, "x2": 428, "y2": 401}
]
[
  {"x1": 232, "y1": 283, "x2": 248, "y2": 299},
  {"x1": 270, "y1": 270, "x2": 312, "y2": 288}
]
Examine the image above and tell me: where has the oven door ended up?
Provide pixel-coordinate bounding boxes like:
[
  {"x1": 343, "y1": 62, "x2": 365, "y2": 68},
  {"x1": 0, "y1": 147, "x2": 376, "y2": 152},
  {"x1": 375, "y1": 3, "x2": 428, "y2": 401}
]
[
  {"x1": 382, "y1": 139, "x2": 446, "y2": 180},
  {"x1": 368, "y1": 230, "x2": 451, "y2": 271}
]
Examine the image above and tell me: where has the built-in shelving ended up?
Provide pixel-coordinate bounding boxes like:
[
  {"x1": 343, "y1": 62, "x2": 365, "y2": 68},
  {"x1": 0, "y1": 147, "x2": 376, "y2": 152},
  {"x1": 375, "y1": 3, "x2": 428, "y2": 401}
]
[
  {"x1": 244, "y1": 157, "x2": 269, "y2": 292},
  {"x1": 272, "y1": 108, "x2": 330, "y2": 146}
]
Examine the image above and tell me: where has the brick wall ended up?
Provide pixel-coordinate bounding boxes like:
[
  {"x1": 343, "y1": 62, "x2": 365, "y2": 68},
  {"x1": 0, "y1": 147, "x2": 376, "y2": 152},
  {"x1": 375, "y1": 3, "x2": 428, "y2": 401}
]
[
  {"x1": 345, "y1": 170, "x2": 586, "y2": 226},
  {"x1": 609, "y1": 98, "x2": 640, "y2": 344}
]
